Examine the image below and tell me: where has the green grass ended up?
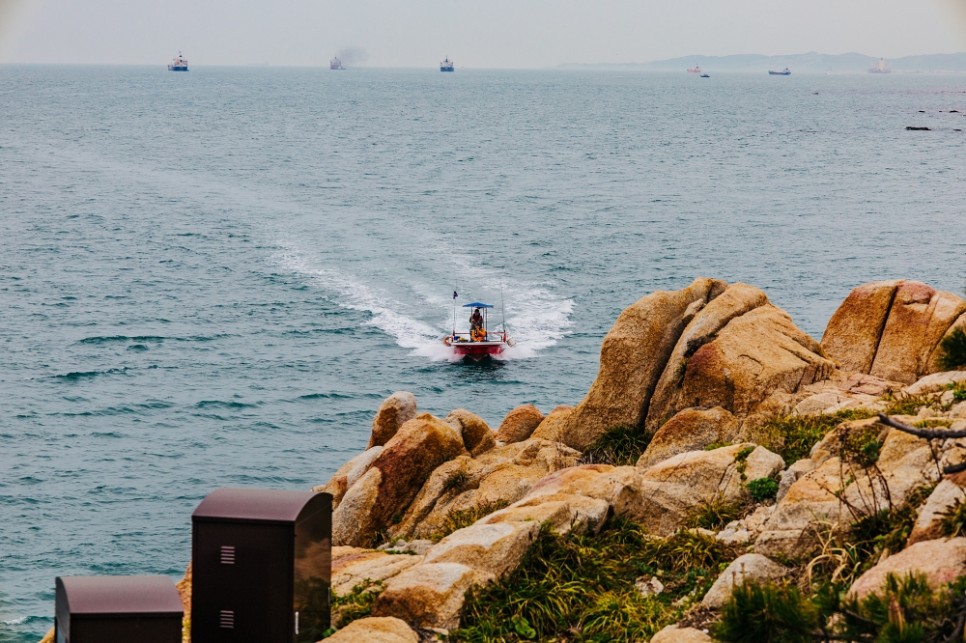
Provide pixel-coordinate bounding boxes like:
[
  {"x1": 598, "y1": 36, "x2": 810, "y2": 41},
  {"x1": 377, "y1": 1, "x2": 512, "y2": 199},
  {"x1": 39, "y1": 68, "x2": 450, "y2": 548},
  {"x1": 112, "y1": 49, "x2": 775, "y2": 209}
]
[
  {"x1": 752, "y1": 409, "x2": 876, "y2": 466},
  {"x1": 430, "y1": 499, "x2": 510, "y2": 542},
  {"x1": 449, "y1": 517, "x2": 737, "y2": 642},
  {"x1": 940, "y1": 498, "x2": 966, "y2": 538},
  {"x1": 746, "y1": 477, "x2": 779, "y2": 502},
  {"x1": 329, "y1": 579, "x2": 385, "y2": 629},
  {"x1": 715, "y1": 574, "x2": 966, "y2": 643},
  {"x1": 579, "y1": 424, "x2": 651, "y2": 466},
  {"x1": 939, "y1": 326, "x2": 966, "y2": 371}
]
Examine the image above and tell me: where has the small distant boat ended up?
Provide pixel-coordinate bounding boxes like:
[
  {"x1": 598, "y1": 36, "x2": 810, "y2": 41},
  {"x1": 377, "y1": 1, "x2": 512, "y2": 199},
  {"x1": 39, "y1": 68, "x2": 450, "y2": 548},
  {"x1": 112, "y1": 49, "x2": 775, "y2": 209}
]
[
  {"x1": 869, "y1": 58, "x2": 890, "y2": 74},
  {"x1": 768, "y1": 67, "x2": 791, "y2": 76},
  {"x1": 168, "y1": 52, "x2": 189, "y2": 72},
  {"x1": 700, "y1": 73, "x2": 710, "y2": 78},
  {"x1": 440, "y1": 57, "x2": 455, "y2": 72},
  {"x1": 330, "y1": 57, "x2": 344, "y2": 70},
  {"x1": 442, "y1": 301, "x2": 513, "y2": 359},
  {"x1": 687, "y1": 65, "x2": 702, "y2": 74}
]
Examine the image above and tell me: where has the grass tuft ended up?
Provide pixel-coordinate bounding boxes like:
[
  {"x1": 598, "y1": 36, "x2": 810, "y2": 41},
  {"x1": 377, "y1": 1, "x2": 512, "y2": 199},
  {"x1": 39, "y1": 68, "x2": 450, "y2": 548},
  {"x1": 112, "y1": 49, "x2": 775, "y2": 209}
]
[
  {"x1": 579, "y1": 424, "x2": 651, "y2": 466},
  {"x1": 939, "y1": 326, "x2": 966, "y2": 371},
  {"x1": 751, "y1": 409, "x2": 875, "y2": 466}
]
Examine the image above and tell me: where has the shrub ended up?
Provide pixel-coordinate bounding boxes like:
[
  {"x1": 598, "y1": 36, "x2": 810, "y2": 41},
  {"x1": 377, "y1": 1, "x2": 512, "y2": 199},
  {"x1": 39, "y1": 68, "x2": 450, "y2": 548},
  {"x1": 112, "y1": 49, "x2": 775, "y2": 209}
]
[
  {"x1": 714, "y1": 581, "x2": 816, "y2": 643},
  {"x1": 747, "y1": 477, "x2": 779, "y2": 502},
  {"x1": 939, "y1": 326, "x2": 966, "y2": 370},
  {"x1": 579, "y1": 424, "x2": 651, "y2": 466}
]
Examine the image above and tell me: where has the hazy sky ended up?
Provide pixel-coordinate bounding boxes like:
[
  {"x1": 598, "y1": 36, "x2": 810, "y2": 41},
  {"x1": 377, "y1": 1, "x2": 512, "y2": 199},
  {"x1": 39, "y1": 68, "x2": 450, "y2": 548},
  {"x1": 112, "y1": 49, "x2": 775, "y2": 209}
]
[{"x1": 2, "y1": 0, "x2": 965, "y2": 68}]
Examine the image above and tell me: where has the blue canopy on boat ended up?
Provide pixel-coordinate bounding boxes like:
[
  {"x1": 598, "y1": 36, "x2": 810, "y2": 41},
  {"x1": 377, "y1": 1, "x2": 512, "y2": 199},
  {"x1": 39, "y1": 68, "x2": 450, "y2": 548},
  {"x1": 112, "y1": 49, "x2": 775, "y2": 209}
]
[{"x1": 462, "y1": 302, "x2": 493, "y2": 308}]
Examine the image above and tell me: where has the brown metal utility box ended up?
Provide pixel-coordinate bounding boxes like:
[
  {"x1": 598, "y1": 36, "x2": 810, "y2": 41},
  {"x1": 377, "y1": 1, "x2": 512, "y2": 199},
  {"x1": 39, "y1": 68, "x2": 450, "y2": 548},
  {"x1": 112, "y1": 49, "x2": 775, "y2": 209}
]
[
  {"x1": 191, "y1": 487, "x2": 332, "y2": 643},
  {"x1": 54, "y1": 575, "x2": 183, "y2": 643}
]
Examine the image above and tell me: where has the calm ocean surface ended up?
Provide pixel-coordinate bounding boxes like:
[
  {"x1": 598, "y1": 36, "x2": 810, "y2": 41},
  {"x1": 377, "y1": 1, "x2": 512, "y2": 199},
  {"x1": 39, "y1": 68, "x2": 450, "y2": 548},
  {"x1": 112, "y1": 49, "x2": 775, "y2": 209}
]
[{"x1": 1, "y1": 64, "x2": 964, "y2": 640}]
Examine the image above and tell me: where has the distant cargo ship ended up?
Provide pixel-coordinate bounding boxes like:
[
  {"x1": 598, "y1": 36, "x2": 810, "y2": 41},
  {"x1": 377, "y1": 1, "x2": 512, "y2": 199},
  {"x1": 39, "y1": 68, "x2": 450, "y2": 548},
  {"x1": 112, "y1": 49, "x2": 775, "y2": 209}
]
[
  {"x1": 687, "y1": 65, "x2": 702, "y2": 74},
  {"x1": 330, "y1": 57, "x2": 344, "y2": 70},
  {"x1": 768, "y1": 67, "x2": 791, "y2": 76},
  {"x1": 869, "y1": 58, "x2": 890, "y2": 74},
  {"x1": 440, "y1": 57, "x2": 454, "y2": 72},
  {"x1": 168, "y1": 52, "x2": 189, "y2": 71}
]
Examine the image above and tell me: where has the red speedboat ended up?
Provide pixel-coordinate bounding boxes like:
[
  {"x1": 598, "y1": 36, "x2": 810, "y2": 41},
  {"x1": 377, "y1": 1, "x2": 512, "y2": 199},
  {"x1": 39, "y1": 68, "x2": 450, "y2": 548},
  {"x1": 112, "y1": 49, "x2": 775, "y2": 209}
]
[{"x1": 442, "y1": 301, "x2": 513, "y2": 359}]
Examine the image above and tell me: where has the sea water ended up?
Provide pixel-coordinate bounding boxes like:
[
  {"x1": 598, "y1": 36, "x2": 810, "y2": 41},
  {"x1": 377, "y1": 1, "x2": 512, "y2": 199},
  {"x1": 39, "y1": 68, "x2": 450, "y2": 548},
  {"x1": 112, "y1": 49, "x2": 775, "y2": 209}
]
[{"x1": 1, "y1": 65, "x2": 964, "y2": 641}]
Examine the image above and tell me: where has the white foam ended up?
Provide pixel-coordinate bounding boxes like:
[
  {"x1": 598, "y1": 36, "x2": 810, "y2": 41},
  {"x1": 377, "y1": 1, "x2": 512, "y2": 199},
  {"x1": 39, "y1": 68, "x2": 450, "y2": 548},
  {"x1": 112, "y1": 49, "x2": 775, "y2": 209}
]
[{"x1": 274, "y1": 242, "x2": 574, "y2": 361}]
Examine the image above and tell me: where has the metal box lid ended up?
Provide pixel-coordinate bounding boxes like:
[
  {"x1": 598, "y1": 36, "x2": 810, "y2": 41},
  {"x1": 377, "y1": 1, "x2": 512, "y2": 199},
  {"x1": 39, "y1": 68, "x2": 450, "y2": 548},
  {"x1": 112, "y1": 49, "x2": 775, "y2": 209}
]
[
  {"x1": 192, "y1": 487, "x2": 327, "y2": 525},
  {"x1": 56, "y1": 575, "x2": 183, "y2": 616}
]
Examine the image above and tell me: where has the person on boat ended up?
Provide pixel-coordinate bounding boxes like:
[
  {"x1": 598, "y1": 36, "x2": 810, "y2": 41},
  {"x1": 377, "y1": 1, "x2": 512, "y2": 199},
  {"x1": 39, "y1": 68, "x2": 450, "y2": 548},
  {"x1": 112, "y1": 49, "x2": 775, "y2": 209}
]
[{"x1": 469, "y1": 308, "x2": 486, "y2": 342}]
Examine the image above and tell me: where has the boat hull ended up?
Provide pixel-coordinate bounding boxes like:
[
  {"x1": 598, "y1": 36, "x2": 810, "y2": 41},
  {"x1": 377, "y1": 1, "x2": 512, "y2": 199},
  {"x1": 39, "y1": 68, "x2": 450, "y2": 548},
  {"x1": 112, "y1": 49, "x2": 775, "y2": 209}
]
[
  {"x1": 168, "y1": 66, "x2": 189, "y2": 71},
  {"x1": 443, "y1": 335, "x2": 508, "y2": 359},
  {"x1": 452, "y1": 341, "x2": 505, "y2": 358}
]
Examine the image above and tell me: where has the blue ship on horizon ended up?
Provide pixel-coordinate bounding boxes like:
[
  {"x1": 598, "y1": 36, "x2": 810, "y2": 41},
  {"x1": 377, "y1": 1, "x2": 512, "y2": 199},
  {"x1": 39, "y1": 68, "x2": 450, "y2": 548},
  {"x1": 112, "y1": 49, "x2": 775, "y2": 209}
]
[
  {"x1": 440, "y1": 56, "x2": 454, "y2": 72},
  {"x1": 168, "y1": 52, "x2": 189, "y2": 71}
]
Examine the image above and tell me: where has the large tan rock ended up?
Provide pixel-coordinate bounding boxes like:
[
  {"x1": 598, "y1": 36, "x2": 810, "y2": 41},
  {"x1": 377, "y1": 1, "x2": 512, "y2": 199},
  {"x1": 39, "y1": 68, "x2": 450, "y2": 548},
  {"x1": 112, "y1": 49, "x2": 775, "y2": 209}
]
[
  {"x1": 822, "y1": 281, "x2": 966, "y2": 385},
  {"x1": 392, "y1": 439, "x2": 581, "y2": 541},
  {"x1": 646, "y1": 283, "x2": 769, "y2": 431},
  {"x1": 334, "y1": 414, "x2": 467, "y2": 546},
  {"x1": 331, "y1": 547, "x2": 423, "y2": 595},
  {"x1": 555, "y1": 277, "x2": 727, "y2": 450},
  {"x1": 701, "y1": 553, "x2": 787, "y2": 609},
  {"x1": 369, "y1": 391, "x2": 418, "y2": 448},
  {"x1": 649, "y1": 305, "x2": 834, "y2": 428},
  {"x1": 530, "y1": 405, "x2": 574, "y2": 442},
  {"x1": 755, "y1": 419, "x2": 946, "y2": 557},
  {"x1": 315, "y1": 446, "x2": 384, "y2": 509},
  {"x1": 624, "y1": 444, "x2": 784, "y2": 536},
  {"x1": 483, "y1": 492, "x2": 611, "y2": 536},
  {"x1": 873, "y1": 282, "x2": 966, "y2": 383},
  {"x1": 372, "y1": 562, "x2": 489, "y2": 631},
  {"x1": 445, "y1": 408, "x2": 495, "y2": 456},
  {"x1": 496, "y1": 404, "x2": 544, "y2": 443},
  {"x1": 822, "y1": 280, "x2": 901, "y2": 373},
  {"x1": 848, "y1": 537, "x2": 966, "y2": 599},
  {"x1": 638, "y1": 406, "x2": 741, "y2": 469},
  {"x1": 422, "y1": 521, "x2": 541, "y2": 579},
  {"x1": 324, "y1": 616, "x2": 419, "y2": 643}
]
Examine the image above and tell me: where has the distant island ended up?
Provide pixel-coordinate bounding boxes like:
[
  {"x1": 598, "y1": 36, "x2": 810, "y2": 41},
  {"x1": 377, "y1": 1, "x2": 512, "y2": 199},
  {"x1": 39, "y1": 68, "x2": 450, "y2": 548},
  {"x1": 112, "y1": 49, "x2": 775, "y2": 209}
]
[{"x1": 561, "y1": 51, "x2": 966, "y2": 73}]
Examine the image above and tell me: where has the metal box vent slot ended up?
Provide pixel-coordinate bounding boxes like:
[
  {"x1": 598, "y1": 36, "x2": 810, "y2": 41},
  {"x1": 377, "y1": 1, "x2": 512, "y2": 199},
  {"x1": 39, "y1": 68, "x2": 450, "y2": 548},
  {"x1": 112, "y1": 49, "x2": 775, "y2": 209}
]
[
  {"x1": 220, "y1": 545, "x2": 236, "y2": 564},
  {"x1": 219, "y1": 609, "x2": 235, "y2": 629}
]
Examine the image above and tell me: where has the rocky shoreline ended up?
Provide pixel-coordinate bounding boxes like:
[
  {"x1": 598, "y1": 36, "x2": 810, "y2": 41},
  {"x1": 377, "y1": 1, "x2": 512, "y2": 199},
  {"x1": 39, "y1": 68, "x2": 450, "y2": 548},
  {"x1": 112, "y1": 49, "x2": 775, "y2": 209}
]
[{"x1": 42, "y1": 277, "x2": 966, "y2": 642}]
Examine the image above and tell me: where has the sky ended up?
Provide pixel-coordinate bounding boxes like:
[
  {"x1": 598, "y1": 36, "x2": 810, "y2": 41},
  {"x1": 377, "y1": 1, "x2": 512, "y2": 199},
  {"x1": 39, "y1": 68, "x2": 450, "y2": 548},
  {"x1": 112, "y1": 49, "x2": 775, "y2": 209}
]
[{"x1": 1, "y1": 0, "x2": 965, "y2": 68}]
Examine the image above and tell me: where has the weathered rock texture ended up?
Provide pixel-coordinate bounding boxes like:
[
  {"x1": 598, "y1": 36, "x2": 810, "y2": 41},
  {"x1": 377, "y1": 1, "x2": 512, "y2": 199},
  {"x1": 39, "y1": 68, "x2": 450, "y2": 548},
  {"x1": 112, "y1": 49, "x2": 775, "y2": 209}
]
[
  {"x1": 554, "y1": 277, "x2": 727, "y2": 450},
  {"x1": 848, "y1": 537, "x2": 966, "y2": 599},
  {"x1": 553, "y1": 279, "x2": 834, "y2": 451},
  {"x1": 323, "y1": 616, "x2": 419, "y2": 643},
  {"x1": 392, "y1": 439, "x2": 581, "y2": 541},
  {"x1": 822, "y1": 280, "x2": 966, "y2": 384},
  {"x1": 334, "y1": 413, "x2": 467, "y2": 546},
  {"x1": 495, "y1": 404, "x2": 544, "y2": 443},
  {"x1": 369, "y1": 391, "x2": 419, "y2": 448}
]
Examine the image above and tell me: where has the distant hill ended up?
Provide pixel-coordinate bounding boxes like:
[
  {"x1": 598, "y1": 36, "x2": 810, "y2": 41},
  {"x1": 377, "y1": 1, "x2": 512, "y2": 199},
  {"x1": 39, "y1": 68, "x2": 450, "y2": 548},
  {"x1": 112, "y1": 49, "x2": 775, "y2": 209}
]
[{"x1": 561, "y1": 52, "x2": 966, "y2": 73}]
